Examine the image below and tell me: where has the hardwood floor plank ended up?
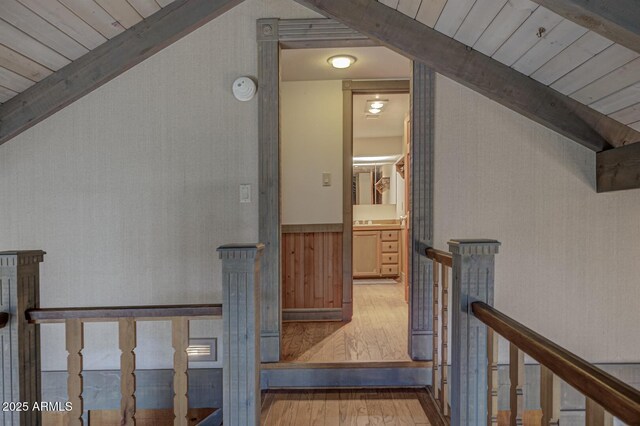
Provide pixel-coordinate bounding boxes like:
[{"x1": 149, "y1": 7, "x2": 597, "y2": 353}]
[
  {"x1": 260, "y1": 391, "x2": 275, "y2": 424},
  {"x1": 376, "y1": 389, "x2": 400, "y2": 425},
  {"x1": 324, "y1": 390, "x2": 341, "y2": 425},
  {"x1": 292, "y1": 391, "x2": 313, "y2": 425},
  {"x1": 391, "y1": 389, "x2": 420, "y2": 425},
  {"x1": 261, "y1": 389, "x2": 438, "y2": 425},
  {"x1": 363, "y1": 390, "x2": 386, "y2": 426},
  {"x1": 310, "y1": 390, "x2": 327, "y2": 426},
  {"x1": 281, "y1": 281, "x2": 409, "y2": 362}
]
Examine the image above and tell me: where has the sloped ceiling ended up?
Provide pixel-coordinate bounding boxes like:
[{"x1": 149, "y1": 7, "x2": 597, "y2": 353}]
[
  {"x1": 0, "y1": 0, "x2": 177, "y2": 104},
  {"x1": 377, "y1": 0, "x2": 640, "y2": 132}
]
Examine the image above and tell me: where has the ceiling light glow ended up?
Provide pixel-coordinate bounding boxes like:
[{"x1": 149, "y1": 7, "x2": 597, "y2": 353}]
[
  {"x1": 368, "y1": 108, "x2": 381, "y2": 114},
  {"x1": 370, "y1": 101, "x2": 384, "y2": 109},
  {"x1": 328, "y1": 55, "x2": 357, "y2": 69}
]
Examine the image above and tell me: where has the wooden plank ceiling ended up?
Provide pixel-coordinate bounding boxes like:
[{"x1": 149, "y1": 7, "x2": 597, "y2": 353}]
[
  {"x1": 0, "y1": 0, "x2": 638, "y2": 136},
  {"x1": 0, "y1": 0, "x2": 176, "y2": 104},
  {"x1": 379, "y1": 0, "x2": 640, "y2": 133}
]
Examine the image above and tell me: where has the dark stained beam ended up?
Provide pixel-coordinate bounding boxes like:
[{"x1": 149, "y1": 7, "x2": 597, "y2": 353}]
[
  {"x1": 295, "y1": 0, "x2": 640, "y2": 152},
  {"x1": 530, "y1": 0, "x2": 640, "y2": 55},
  {"x1": 0, "y1": 0, "x2": 244, "y2": 146},
  {"x1": 597, "y1": 143, "x2": 640, "y2": 192}
]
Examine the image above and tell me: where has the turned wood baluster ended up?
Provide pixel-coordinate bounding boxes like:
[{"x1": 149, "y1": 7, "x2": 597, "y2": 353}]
[
  {"x1": 65, "y1": 318, "x2": 84, "y2": 426},
  {"x1": 509, "y1": 343, "x2": 525, "y2": 426},
  {"x1": 119, "y1": 318, "x2": 136, "y2": 425},
  {"x1": 172, "y1": 317, "x2": 189, "y2": 426},
  {"x1": 586, "y1": 398, "x2": 614, "y2": 426},
  {"x1": 540, "y1": 365, "x2": 560, "y2": 425},
  {"x1": 440, "y1": 262, "x2": 449, "y2": 416},
  {"x1": 432, "y1": 258, "x2": 440, "y2": 401},
  {"x1": 487, "y1": 329, "x2": 499, "y2": 426}
]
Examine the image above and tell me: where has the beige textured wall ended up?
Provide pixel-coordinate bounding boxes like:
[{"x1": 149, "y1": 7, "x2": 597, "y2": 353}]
[
  {"x1": 434, "y1": 75, "x2": 640, "y2": 363},
  {"x1": 0, "y1": 0, "x2": 320, "y2": 370},
  {"x1": 353, "y1": 136, "x2": 402, "y2": 156},
  {"x1": 281, "y1": 80, "x2": 343, "y2": 225}
]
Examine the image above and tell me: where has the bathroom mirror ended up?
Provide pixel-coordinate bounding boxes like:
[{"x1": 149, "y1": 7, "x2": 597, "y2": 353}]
[
  {"x1": 352, "y1": 160, "x2": 400, "y2": 205},
  {"x1": 352, "y1": 92, "x2": 409, "y2": 207}
]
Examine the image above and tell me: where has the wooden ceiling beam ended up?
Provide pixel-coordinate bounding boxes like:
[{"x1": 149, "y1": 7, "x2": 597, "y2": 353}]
[
  {"x1": 596, "y1": 143, "x2": 640, "y2": 192},
  {"x1": 0, "y1": 0, "x2": 244, "y2": 146},
  {"x1": 529, "y1": 0, "x2": 640, "y2": 55},
  {"x1": 295, "y1": 0, "x2": 640, "y2": 153}
]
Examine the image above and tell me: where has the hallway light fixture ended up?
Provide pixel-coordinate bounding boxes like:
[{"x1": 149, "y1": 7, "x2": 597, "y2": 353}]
[
  {"x1": 327, "y1": 55, "x2": 357, "y2": 69},
  {"x1": 365, "y1": 99, "x2": 388, "y2": 114}
]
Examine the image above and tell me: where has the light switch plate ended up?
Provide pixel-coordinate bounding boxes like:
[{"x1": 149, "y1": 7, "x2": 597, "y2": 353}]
[
  {"x1": 240, "y1": 184, "x2": 251, "y2": 203},
  {"x1": 322, "y1": 173, "x2": 331, "y2": 187}
]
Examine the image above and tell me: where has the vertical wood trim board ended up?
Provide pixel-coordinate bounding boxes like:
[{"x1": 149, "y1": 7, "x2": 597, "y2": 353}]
[
  {"x1": 257, "y1": 18, "x2": 281, "y2": 363},
  {"x1": 281, "y1": 231, "x2": 343, "y2": 310},
  {"x1": 0, "y1": 252, "x2": 45, "y2": 426},
  {"x1": 448, "y1": 240, "x2": 500, "y2": 426},
  {"x1": 342, "y1": 80, "x2": 354, "y2": 321},
  {"x1": 409, "y1": 62, "x2": 435, "y2": 360},
  {"x1": 218, "y1": 244, "x2": 263, "y2": 426}
]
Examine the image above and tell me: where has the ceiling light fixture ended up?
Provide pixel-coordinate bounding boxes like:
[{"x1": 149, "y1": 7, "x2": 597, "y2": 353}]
[
  {"x1": 364, "y1": 99, "x2": 388, "y2": 115},
  {"x1": 327, "y1": 55, "x2": 357, "y2": 69}
]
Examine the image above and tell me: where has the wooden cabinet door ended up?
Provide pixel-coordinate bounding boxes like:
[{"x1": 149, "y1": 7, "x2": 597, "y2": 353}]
[{"x1": 353, "y1": 231, "x2": 380, "y2": 278}]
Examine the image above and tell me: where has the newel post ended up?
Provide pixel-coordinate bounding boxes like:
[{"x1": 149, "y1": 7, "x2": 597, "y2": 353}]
[
  {"x1": 448, "y1": 240, "x2": 500, "y2": 426},
  {"x1": 0, "y1": 251, "x2": 45, "y2": 426},
  {"x1": 217, "y1": 244, "x2": 264, "y2": 426}
]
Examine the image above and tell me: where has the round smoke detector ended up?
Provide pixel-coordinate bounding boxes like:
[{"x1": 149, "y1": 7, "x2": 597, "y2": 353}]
[{"x1": 232, "y1": 77, "x2": 256, "y2": 101}]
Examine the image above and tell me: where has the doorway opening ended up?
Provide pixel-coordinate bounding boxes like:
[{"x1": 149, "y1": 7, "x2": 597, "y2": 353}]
[{"x1": 278, "y1": 45, "x2": 412, "y2": 363}]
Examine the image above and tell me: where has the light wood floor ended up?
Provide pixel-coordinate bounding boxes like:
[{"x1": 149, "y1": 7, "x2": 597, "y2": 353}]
[
  {"x1": 282, "y1": 281, "x2": 410, "y2": 362},
  {"x1": 261, "y1": 389, "x2": 437, "y2": 425}
]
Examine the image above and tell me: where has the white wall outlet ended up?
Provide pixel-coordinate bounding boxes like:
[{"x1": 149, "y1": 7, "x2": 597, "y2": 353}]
[
  {"x1": 322, "y1": 173, "x2": 331, "y2": 187},
  {"x1": 240, "y1": 184, "x2": 251, "y2": 203}
]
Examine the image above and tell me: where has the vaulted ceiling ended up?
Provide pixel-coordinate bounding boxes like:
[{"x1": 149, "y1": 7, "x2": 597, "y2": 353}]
[
  {"x1": 3, "y1": 0, "x2": 637, "y2": 132},
  {"x1": 380, "y1": 0, "x2": 640, "y2": 133},
  {"x1": 0, "y1": 0, "x2": 638, "y2": 191},
  {"x1": 0, "y1": 0, "x2": 177, "y2": 103}
]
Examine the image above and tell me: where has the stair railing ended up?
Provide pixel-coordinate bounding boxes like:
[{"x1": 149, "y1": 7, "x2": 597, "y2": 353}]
[
  {"x1": 423, "y1": 240, "x2": 640, "y2": 426},
  {"x1": 27, "y1": 304, "x2": 221, "y2": 426},
  {"x1": 1, "y1": 244, "x2": 263, "y2": 426},
  {"x1": 426, "y1": 247, "x2": 453, "y2": 417}
]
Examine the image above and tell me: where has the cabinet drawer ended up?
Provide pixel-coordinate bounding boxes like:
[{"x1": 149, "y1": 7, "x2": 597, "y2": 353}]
[
  {"x1": 380, "y1": 230, "x2": 399, "y2": 241},
  {"x1": 382, "y1": 253, "x2": 398, "y2": 264},
  {"x1": 381, "y1": 241, "x2": 398, "y2": 253},
  {"x1": 381, "y1": 264, "x2": 399, "y2": 276}
]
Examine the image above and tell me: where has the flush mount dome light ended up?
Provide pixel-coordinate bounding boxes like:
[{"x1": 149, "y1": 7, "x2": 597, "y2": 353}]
[
  {"x1": 365, "y1": 99, "x2": 388, "y2": 114},
  {"x1": 328, "y1": 55, "x2": 357, "y2": 69}
]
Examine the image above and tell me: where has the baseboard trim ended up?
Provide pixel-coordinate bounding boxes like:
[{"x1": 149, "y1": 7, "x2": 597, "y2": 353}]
[
  {"x1": 261, "y1": 363, "x2": 431, "y2": 389},
  {"x1": 282, "y1": 308, "x2": 342, "y2": 322}
]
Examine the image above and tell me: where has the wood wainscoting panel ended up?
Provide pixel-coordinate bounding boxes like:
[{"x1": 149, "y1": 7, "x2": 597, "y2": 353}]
[{"x1": 282, "y1": 231, "x2": 343, "y2": 310}]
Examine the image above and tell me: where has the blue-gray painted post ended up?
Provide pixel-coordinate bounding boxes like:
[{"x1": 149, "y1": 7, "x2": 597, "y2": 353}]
[
  {"x1": 217, "y1": 244, "x2": 264, "y2": 426},
  {"x1": 448, "y1": 240, "x2": 500, "y2": 426},
  {"x1": 409, "y1": 62, "x2": 435, "y2": 360},
  {"x1": 0, "y1": 251, "x2": 45, "y2": 426}
]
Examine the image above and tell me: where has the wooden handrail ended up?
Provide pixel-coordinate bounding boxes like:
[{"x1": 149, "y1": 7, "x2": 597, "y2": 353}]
[
  {"x1": 425, "y1": 247, "x2": 453, "y2": 267},
  {"x1": 26, "y1": 304, "x2": 222, "y2": 323},
  {"x1": 472, "y1": 301, "x2": 640, "y2": 425},
  {"x1": 0, "y1": 312, "x2": 8, "y2": 328}
]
